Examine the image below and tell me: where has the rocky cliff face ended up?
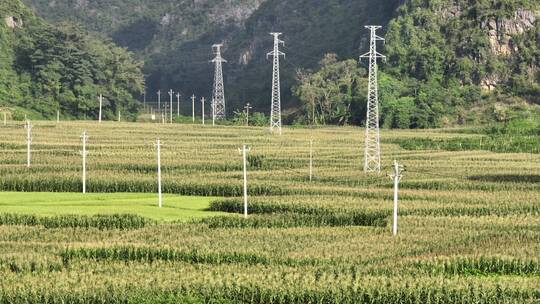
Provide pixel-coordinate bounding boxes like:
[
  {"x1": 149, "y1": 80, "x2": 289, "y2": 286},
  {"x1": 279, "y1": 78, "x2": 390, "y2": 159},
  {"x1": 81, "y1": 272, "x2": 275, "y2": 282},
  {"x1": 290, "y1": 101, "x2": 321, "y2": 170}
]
[
  {"x1": 481, "y1": 9, "x2": 539, "y2": 90},
  {"x1": 24, "y1": 0, "x2": 266, "y2": 52},
  {"x1": 4, "y1": 16, "x2": 23, "y2": 28},
  {"x1": 483, "y1": 9, "x2": 539, "y2": 57}
]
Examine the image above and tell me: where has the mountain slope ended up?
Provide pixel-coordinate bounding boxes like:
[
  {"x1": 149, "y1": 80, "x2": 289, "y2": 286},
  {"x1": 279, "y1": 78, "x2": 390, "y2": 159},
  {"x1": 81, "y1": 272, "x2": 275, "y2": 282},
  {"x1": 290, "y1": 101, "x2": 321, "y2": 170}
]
[
  {"x1": 0, "y1": 0, "x2": 144, "y2": 120},
  {"x1": 17, "y1": 0, "x2": 540, "y2": 125},
  {"x1": 23, "y1": 0, "x2": 400, "y2": 117},
  {"x1": 380, "y1": 0, "x2": 539, "y2": 127}
]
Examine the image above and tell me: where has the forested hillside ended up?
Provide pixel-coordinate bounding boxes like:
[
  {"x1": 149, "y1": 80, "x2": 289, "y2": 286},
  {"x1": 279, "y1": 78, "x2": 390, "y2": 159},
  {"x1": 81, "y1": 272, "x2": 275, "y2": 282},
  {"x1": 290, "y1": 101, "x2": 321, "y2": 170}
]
[
  {"x1": 22, "y1": 0, "x2": 399, "y2": 117},
  {"x1": 0, "y1": 0, "x2": 144, "y2": 120},
  {"x1": 294, "y1": 0, "x2": 539, "y2": 127},
  {"x1": 14, "y1": 0, "x2": 540, "y2": 126},
  {"x1": 381, "y1": 0, "x2": 539, "y2": 127}
]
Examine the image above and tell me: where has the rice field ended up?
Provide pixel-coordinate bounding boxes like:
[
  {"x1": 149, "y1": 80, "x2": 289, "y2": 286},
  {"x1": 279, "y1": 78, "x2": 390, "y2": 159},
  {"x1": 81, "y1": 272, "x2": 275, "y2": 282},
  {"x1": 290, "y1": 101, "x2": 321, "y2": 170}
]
[{"x1": 0, "y1": 121, "x2": 539, "y2": 303}]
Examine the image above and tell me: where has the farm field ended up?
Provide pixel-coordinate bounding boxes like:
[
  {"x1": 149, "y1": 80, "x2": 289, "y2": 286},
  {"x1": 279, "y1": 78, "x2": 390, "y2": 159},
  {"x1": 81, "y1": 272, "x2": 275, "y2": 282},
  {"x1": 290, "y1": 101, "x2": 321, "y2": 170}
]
[
  {"x1": 0, "y1": 121, "x2": 539, "y2": 303},
  {"x1": 0, "y1": 192, "x2": 222, "y2": 221}
]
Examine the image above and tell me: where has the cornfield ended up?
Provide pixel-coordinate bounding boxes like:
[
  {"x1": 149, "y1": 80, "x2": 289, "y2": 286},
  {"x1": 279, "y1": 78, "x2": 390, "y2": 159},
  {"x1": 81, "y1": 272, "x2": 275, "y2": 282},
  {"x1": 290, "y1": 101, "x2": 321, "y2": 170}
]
[{"x1": 0, "y1": 121, "x2": 538, "y2": 303}]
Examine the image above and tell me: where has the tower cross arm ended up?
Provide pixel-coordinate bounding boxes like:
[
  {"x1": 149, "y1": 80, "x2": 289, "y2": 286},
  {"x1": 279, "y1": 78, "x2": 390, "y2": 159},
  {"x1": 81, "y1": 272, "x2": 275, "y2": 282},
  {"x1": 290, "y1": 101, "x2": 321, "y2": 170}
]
[
  {"x1": 359, "y1": 52, "x2": 386, "y2": 61},
  {"x1": 267, "y1": 50, "x2": 286, "y2": 58}
]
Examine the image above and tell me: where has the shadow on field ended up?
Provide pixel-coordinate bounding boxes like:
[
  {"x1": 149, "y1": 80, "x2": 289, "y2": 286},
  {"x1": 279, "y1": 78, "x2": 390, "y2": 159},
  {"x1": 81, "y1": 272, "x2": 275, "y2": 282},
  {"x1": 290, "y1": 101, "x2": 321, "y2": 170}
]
[{"x1": 467, "y1": 174, "x2": 540, "y2": 184}]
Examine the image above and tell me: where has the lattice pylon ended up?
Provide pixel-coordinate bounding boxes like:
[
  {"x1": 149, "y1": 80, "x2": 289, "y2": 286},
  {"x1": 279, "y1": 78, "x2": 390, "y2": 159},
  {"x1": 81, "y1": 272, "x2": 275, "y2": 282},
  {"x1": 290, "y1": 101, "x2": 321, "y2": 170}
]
[
  {"x1": 360, "y1": 26, "x2": 386, "y2": 173},
  {"x1": 211, "y1": 44, "x2": 227, "y2": 120},
  {"x1": 267, "y1": 33, "x2": 285, "y2": 135}
]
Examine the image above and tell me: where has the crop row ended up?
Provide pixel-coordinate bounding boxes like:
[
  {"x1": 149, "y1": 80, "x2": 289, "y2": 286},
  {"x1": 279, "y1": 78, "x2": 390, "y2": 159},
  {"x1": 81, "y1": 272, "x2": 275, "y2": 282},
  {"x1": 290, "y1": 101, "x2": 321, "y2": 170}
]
[
  {"x1": 0, "y1": 258, "x2": 63, "y2": 274},
  {"x1": 0, "y1": 176, "x2": 285, "y2": 196},
  {"x1": 411, "y1": 256, "x2": 540, "y2": 276},
  {"x1": 60, "y1": 246, "x2": 327, "y2": 267},
  {"x1": 206, "y1": 199, "x2": 388, "y2": 228},
  {"x1": 389, "y1": 136, "x2": 540, "y2": 154},
  {"x1": 199, "y1": 212, "x2": 387, "y2": 229},
  {"x1": 0, "y1": 283, "x2": 538, "y2": 304},
  {"x1": 0, "y1": 213, "x2": 152, "y2": 230}
]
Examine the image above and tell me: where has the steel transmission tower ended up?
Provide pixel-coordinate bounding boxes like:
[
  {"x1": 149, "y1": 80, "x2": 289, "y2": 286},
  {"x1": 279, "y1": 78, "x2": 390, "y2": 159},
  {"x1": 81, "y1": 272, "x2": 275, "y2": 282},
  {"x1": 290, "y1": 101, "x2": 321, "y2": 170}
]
[
  {"x1": 211, "y1": 44, "x2": 227, "y2": 120},
  {"x1": 360, "y1": 26, "x2": 386, "y2": 173},
  {"x1": 268, "y1": 33, "x2": 285, "y2": 135}
]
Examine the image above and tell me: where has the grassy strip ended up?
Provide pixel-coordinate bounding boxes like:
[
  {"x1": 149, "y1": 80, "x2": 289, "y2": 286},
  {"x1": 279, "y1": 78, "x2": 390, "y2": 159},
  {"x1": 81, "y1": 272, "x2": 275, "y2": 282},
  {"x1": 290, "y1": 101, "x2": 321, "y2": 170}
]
[
  {"x1": 0, "y1": 213, "x2": 153, "y2": 230},
  {"x1": 412, "y1": 256, "x2": 540, "y2": 277},
  {"x1": 59, "y1": 246, "x2": 328, "y2": 267},
  {"x1": 206, "y1": 199, "x2": 388, "y2": 228},
  {"x1": 389, "y1": 136, "x2": 540, "y2": 154}
]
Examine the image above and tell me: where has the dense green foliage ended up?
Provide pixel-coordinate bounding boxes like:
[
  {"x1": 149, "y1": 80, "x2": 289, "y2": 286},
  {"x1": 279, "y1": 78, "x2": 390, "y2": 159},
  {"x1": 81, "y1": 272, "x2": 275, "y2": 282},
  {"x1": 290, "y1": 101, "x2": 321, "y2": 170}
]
[
  {"x1": 292, "y1": 0, "x2": 539, "y2": 127},
  {"x1": 0, "y1": 0, "x2": 144, "y2": 120},
  {"x1": 293, "y1": 55, "x2": 367, "y2": 125},
  {"x1": 381, "y1": 0, "x2": 539, "y2": 127},
  {"x1": 390, "y1": 114, "x2": 540, "y2": 153}
]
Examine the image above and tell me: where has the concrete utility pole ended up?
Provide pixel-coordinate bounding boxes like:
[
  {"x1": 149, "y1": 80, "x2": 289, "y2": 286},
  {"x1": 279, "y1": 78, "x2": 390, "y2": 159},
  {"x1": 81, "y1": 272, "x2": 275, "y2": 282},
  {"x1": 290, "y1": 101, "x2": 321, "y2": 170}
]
[
  {"x1": 191, "y1": 95, "x2": 196, "y2": 123},
  {"x1": 143, "y1": 92, "x2": 146, "y2": 110},
  {"x1": 389, "y1": 160, "x2": 404, "y2": 236},
  {"x1": 238, "y1": 145, "x2": 251, "y2": 218},
  {"x1": 24, "y1": 120, "x2": 33, "y2": 168},
  {"x1": 176, "y1": 92, "x2": 181, "y2": 117},
  {"x1": 98, "y1": 94, "x2": 103, "y2": 123},
  {"x1": 268, "y1": 33, "x2": 285, "y2": 135},
  {"x1": 154, "y1": 138, "x2": 163, "y2": 208},
  {"x1": 360, "y1": 26, "x2": 386, "y2": 173},
  {"x1": 211, "y1": 98, "x2": 215, "y2": 127},
  {"x1": 309, "y1": 137, "x2": 314, "y2": 182},
  {"x1": 118, "y1": 111, "x2": 121, "y2": 122},
  {"x1": 80, "y1": 131, "x2": 89, "y2": 193},
  {"x1": 211, "y1": 44, "x2": 227, "y2": 119},
  {"x1": 201, "y1": 97, "x2": 205, "y2": 125},
  {"x1": 244, "y1": 103, "x2": 252, "y2": 127},
  {"x1": 168, "y1": 89, "x2": 173, "y2": 124},
  {"x1": 157, "y1": 90, "x2": 161, "y2": 113}
]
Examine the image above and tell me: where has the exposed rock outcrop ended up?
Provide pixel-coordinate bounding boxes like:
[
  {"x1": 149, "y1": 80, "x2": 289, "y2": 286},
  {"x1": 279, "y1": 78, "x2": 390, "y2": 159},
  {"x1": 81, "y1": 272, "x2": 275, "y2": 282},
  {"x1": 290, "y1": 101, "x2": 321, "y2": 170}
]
[
  {"x1": 482, "y1": 9, "x2": 539, "y2": 56},
  {"x1": 442, "y1": 0, "x2": 461, "y2": 19},
  {"x1": 4, "y1": 16, "x2": 23, "y2": 28}
]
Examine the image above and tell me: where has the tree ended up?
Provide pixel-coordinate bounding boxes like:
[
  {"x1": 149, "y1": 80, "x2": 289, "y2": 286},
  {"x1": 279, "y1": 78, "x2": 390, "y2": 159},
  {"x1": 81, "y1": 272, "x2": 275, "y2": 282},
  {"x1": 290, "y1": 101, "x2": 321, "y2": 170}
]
[{"x1": 293, "y1": 54, "x2": 366, "y2": 125}]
